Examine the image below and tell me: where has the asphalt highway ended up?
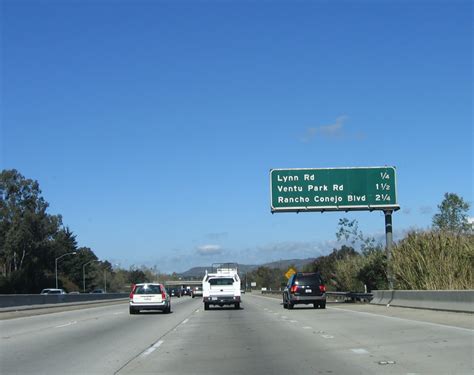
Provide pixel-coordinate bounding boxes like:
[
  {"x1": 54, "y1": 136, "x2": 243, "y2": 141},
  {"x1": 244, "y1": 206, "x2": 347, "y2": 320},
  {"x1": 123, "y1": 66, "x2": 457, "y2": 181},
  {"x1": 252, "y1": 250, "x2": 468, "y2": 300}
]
[{"x1": 1, "y1": 294, "x2": 472, "y2": 374}]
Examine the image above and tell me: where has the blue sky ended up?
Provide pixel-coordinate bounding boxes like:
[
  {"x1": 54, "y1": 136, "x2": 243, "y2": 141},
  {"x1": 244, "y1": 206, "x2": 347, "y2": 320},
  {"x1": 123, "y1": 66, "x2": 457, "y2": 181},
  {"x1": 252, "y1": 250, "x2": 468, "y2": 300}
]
[{"x1": 2, "y1": 0, "x2": 472, "y2": 273}]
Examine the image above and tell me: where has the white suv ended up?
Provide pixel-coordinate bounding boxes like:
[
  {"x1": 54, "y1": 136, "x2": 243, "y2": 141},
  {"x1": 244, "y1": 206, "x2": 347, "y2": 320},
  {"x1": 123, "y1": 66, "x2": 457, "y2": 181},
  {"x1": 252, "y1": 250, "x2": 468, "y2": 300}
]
[{"x1": 129, "y1": 283, "x2": 171, "y2": 314}]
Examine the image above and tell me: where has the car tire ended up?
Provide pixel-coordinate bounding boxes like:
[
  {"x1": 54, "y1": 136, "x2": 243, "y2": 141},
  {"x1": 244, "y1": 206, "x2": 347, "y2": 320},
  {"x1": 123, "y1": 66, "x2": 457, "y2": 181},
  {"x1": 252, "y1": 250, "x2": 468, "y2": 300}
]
[
  {"x1": 313, "y1": 303, "x2": 318, "y2": 309},
  {"x1": 288, "y1": 302, "x2": 294, "y2": 310},
  {"x1": 204, "y1": 302, "x2": 209, "y2": 310},
  {"x1": 320, "y1": 301, "x2": 326, "y2": 309},
  {"x1": 234, "y1": 303, "x2": 240, "y2": 309},
  {"x1": 130, "y1": 307, "x2": 139, "y2": 314}
]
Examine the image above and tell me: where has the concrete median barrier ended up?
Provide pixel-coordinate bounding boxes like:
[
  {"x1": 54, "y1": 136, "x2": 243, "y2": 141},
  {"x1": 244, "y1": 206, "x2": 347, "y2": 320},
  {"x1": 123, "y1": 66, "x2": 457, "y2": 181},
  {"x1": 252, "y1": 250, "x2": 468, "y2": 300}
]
[
  {"x1": 0, "y1": 293, "x2": 129, "y2": 310},
  {"x1": 370, "y1": 290, "x2": 474, "y2": 313}
]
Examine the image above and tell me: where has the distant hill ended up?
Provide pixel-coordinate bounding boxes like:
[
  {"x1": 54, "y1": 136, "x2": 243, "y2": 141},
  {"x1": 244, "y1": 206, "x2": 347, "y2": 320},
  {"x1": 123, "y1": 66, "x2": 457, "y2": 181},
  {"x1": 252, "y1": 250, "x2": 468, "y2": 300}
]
[{"x1": 178, "y1": 258, "x2": 316, "y2": 278}]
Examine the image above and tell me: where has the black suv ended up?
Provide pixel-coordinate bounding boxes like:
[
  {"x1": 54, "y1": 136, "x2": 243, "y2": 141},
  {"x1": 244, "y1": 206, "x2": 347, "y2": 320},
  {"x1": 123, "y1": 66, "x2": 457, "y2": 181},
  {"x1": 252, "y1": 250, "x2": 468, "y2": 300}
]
[{"x1": 283, "y1": 272, "x2": 326, "y2": 309}]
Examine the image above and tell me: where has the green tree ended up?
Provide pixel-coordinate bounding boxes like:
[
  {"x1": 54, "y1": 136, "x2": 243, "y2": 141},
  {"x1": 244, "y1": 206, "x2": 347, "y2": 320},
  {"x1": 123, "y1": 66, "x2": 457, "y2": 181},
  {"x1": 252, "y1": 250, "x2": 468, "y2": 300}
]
[
  {"x1": 0, "y1": 170, "x2": 64, "y2": 292},
  {"x1": 334, "y1": 218, "x2": 388, "y2": 291},
  {"x1": 0, "y1": 170, "x2": 102, "y2": 292},
  {"x1": 128, "y1": 268, "x2": 148, "y2": 284},
  {"x1": 357, "y1": 247, "x2": 388, "y2": 291},
  {"x1": 246, "y1": 266, "x2": 285, "y2": 290},
  {"x1": 432, "y1": 193, "x2": 471, "y2": 233}
]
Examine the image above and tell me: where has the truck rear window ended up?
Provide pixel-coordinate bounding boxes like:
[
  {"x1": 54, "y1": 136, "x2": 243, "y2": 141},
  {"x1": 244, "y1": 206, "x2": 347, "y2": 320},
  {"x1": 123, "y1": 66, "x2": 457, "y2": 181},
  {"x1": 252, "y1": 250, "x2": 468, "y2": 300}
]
[{"x1": 209, "y1": 278, "x2": 234, "y2": 286}]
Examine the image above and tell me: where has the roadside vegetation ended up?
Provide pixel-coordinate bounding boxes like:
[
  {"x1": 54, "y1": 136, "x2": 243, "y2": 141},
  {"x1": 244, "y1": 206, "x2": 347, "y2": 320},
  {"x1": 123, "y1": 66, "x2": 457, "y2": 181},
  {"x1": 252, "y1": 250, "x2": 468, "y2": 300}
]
[
  {"x1": 1, "y1": 169, "x2": 472, "y2": 293},
  {"x1": 245, "y1": 194, "x2": 473, "y2": 292},
  {"x1": 0, "y1": 170, "x2": 172, "y2": 293}
]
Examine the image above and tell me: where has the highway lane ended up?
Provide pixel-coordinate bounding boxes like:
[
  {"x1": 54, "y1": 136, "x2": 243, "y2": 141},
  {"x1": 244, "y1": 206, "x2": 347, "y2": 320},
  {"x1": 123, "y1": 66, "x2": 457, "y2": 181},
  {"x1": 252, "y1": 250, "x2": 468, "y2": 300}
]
[
  {"x1": 0, "y1": 296, "x2": 202, "y2": 374},
  {"x1": 119, "y1": 293, "x2": 473, "y2": 375},
  {"x1": 1, "y1": 294, "x2": 472, "y2": 374}
]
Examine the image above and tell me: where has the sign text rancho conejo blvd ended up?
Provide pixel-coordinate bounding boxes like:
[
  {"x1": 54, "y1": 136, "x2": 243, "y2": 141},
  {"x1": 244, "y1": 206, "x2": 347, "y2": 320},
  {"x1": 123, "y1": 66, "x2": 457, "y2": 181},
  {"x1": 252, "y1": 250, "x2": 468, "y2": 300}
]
[{"x1": 270, "y1": 167, "x2": 399, "y2": 213}]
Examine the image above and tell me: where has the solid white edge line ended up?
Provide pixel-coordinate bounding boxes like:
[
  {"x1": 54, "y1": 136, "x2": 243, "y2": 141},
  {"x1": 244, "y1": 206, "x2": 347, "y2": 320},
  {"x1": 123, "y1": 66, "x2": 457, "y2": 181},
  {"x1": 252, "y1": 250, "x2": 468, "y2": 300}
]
[{"x1": 329, "y1": 307, "x2": 474, "y2": 333}]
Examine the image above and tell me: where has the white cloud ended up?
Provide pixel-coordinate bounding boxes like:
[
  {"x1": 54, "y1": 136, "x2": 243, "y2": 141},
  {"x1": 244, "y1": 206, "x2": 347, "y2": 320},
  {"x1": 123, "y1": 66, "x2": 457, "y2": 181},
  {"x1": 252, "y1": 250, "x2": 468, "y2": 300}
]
[
  {"x1": 196, "y1": 244, "x2": 223, "y2": 256},
  {"x1": 301, "y1": 115, "x2": 349, "y2": 142}
]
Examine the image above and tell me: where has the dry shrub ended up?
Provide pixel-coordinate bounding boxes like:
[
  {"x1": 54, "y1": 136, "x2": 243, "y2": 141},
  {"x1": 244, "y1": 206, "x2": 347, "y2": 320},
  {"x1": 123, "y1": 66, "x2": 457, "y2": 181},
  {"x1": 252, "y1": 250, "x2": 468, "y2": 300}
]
[
  {"x1": 391, "y1": 231, "x2": 473, "y2": 290},
  {"x1": 334, "y1": 255, "x2": 365, "y2": 292}
]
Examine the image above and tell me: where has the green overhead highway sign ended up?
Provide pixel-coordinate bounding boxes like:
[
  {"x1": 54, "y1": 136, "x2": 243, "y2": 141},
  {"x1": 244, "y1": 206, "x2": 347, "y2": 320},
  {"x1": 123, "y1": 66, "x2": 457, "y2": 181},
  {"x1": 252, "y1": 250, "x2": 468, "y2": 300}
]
[{"x1": 270, "y1": 166, "x2": 399, "y2": 213}]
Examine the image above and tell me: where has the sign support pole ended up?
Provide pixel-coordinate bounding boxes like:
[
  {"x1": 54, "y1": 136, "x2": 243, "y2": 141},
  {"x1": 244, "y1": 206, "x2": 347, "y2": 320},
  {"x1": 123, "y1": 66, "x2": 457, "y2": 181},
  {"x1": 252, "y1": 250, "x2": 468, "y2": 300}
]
[{"x1": 384, "y1": 210, "x2": 394, "y2": 290}]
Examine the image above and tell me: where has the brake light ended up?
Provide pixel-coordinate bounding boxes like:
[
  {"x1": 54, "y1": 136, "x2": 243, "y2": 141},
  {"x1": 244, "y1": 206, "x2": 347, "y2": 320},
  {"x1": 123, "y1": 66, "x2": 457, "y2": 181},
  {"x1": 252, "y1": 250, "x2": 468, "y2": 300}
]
[
  {"x1": 129, "y1": 284, "x2": 136, "y2": 299},
  {"x1": 162, "y1": 291, "x2": 166, "y2": 299},
  {"x1": 290, "y1": 285, "x2": 298, "y2": 293},
  {"x1": 319, "y1": 285, "x2": 326, "y2": 292}
]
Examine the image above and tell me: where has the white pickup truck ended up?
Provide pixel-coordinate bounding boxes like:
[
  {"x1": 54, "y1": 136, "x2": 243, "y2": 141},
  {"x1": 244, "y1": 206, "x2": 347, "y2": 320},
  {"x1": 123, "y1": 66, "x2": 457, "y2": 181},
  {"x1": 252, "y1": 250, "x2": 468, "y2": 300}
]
[{"x1": 202, "y1": 263, "x2": 241, "y2": 310}]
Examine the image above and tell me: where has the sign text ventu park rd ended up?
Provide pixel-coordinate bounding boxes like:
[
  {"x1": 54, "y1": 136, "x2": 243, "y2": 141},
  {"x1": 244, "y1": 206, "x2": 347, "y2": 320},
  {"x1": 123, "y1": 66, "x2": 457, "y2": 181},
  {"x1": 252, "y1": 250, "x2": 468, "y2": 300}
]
[{"x1": 270, "y1": 167, "x2": 399, "y2": 213}]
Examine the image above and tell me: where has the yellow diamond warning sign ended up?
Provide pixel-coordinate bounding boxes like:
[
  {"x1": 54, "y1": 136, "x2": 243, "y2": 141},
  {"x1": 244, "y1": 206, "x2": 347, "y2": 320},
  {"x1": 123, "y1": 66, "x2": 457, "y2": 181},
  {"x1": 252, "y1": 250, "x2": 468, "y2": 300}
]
[{"x1": 285, "y1": 268, "x2": 296, "y2": 279}]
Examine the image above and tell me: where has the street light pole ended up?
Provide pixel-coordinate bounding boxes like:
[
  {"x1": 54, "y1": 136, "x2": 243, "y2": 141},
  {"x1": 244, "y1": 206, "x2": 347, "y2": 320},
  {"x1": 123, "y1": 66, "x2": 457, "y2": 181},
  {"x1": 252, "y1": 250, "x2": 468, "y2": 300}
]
[
  {"x1": 55, "y1": 252, "x2": 77, "y2": 289},
  {"x1": 82, "y1": 260, "x2": 100, "y2": 293}
]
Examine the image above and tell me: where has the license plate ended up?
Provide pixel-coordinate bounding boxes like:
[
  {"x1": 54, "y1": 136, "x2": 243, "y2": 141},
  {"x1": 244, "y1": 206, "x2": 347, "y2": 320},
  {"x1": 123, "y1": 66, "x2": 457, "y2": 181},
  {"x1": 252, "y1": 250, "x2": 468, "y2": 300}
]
[
  {"x1": 305, "y1": 289, "x2": 312, "y2": 293},
  {"x1": 143, "y1": 297, "x2": 152, "y2": 301}
]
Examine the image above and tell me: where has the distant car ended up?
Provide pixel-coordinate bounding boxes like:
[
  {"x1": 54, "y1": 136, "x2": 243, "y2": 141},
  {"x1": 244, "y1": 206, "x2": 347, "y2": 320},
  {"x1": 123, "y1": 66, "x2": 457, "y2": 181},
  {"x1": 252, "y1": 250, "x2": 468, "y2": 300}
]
[
  {"x1": 40, "y1": 288, "x2": 66, "y2": 295},
  {"x1": 166, "y1": 287, "x2": 181, "y2": 298},
  {"x1": 191, "y1": 285, "x2": 203, "y2": 298},
  {"x1": 90, "y1": 289, "x2": 105, "y2": 294},
  {"x1": 68, "y1": 291, "x2": 80, "y2": 294},
  {"x1": 129, "y1": 283, "x2": 171, "y2": 314},
  {"x1": 283, "y1": 272, "x2": 326, "y2": 309}
]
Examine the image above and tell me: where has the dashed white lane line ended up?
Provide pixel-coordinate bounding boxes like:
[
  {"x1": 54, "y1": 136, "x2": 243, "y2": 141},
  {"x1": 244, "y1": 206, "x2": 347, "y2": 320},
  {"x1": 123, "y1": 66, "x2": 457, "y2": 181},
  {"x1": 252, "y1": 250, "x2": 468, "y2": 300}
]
[
  {"x1": 351, "y1": 348, "x2": 369, "y2": 354},
  {"x1": 55, "y1": 321, "x2": 77, "y2": 328},
  {"x1": 302, "y1": 326, "x2": 313, "y2": 330},
  {"x1": 141, "y1": 340, "x2": 164, "y2": 357},
  {"x1": 321, "y1": 334, "x2": 334, "y2": 339},
  {"x1": 113, "y1": 312, "x2": 124, "y2": 315},
  {"x1": 289, "y1": 320, "x2": 298, "y2": 323},
  {"x1": 181, "y1": 318, "x2": 189, "y2": 325}
]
